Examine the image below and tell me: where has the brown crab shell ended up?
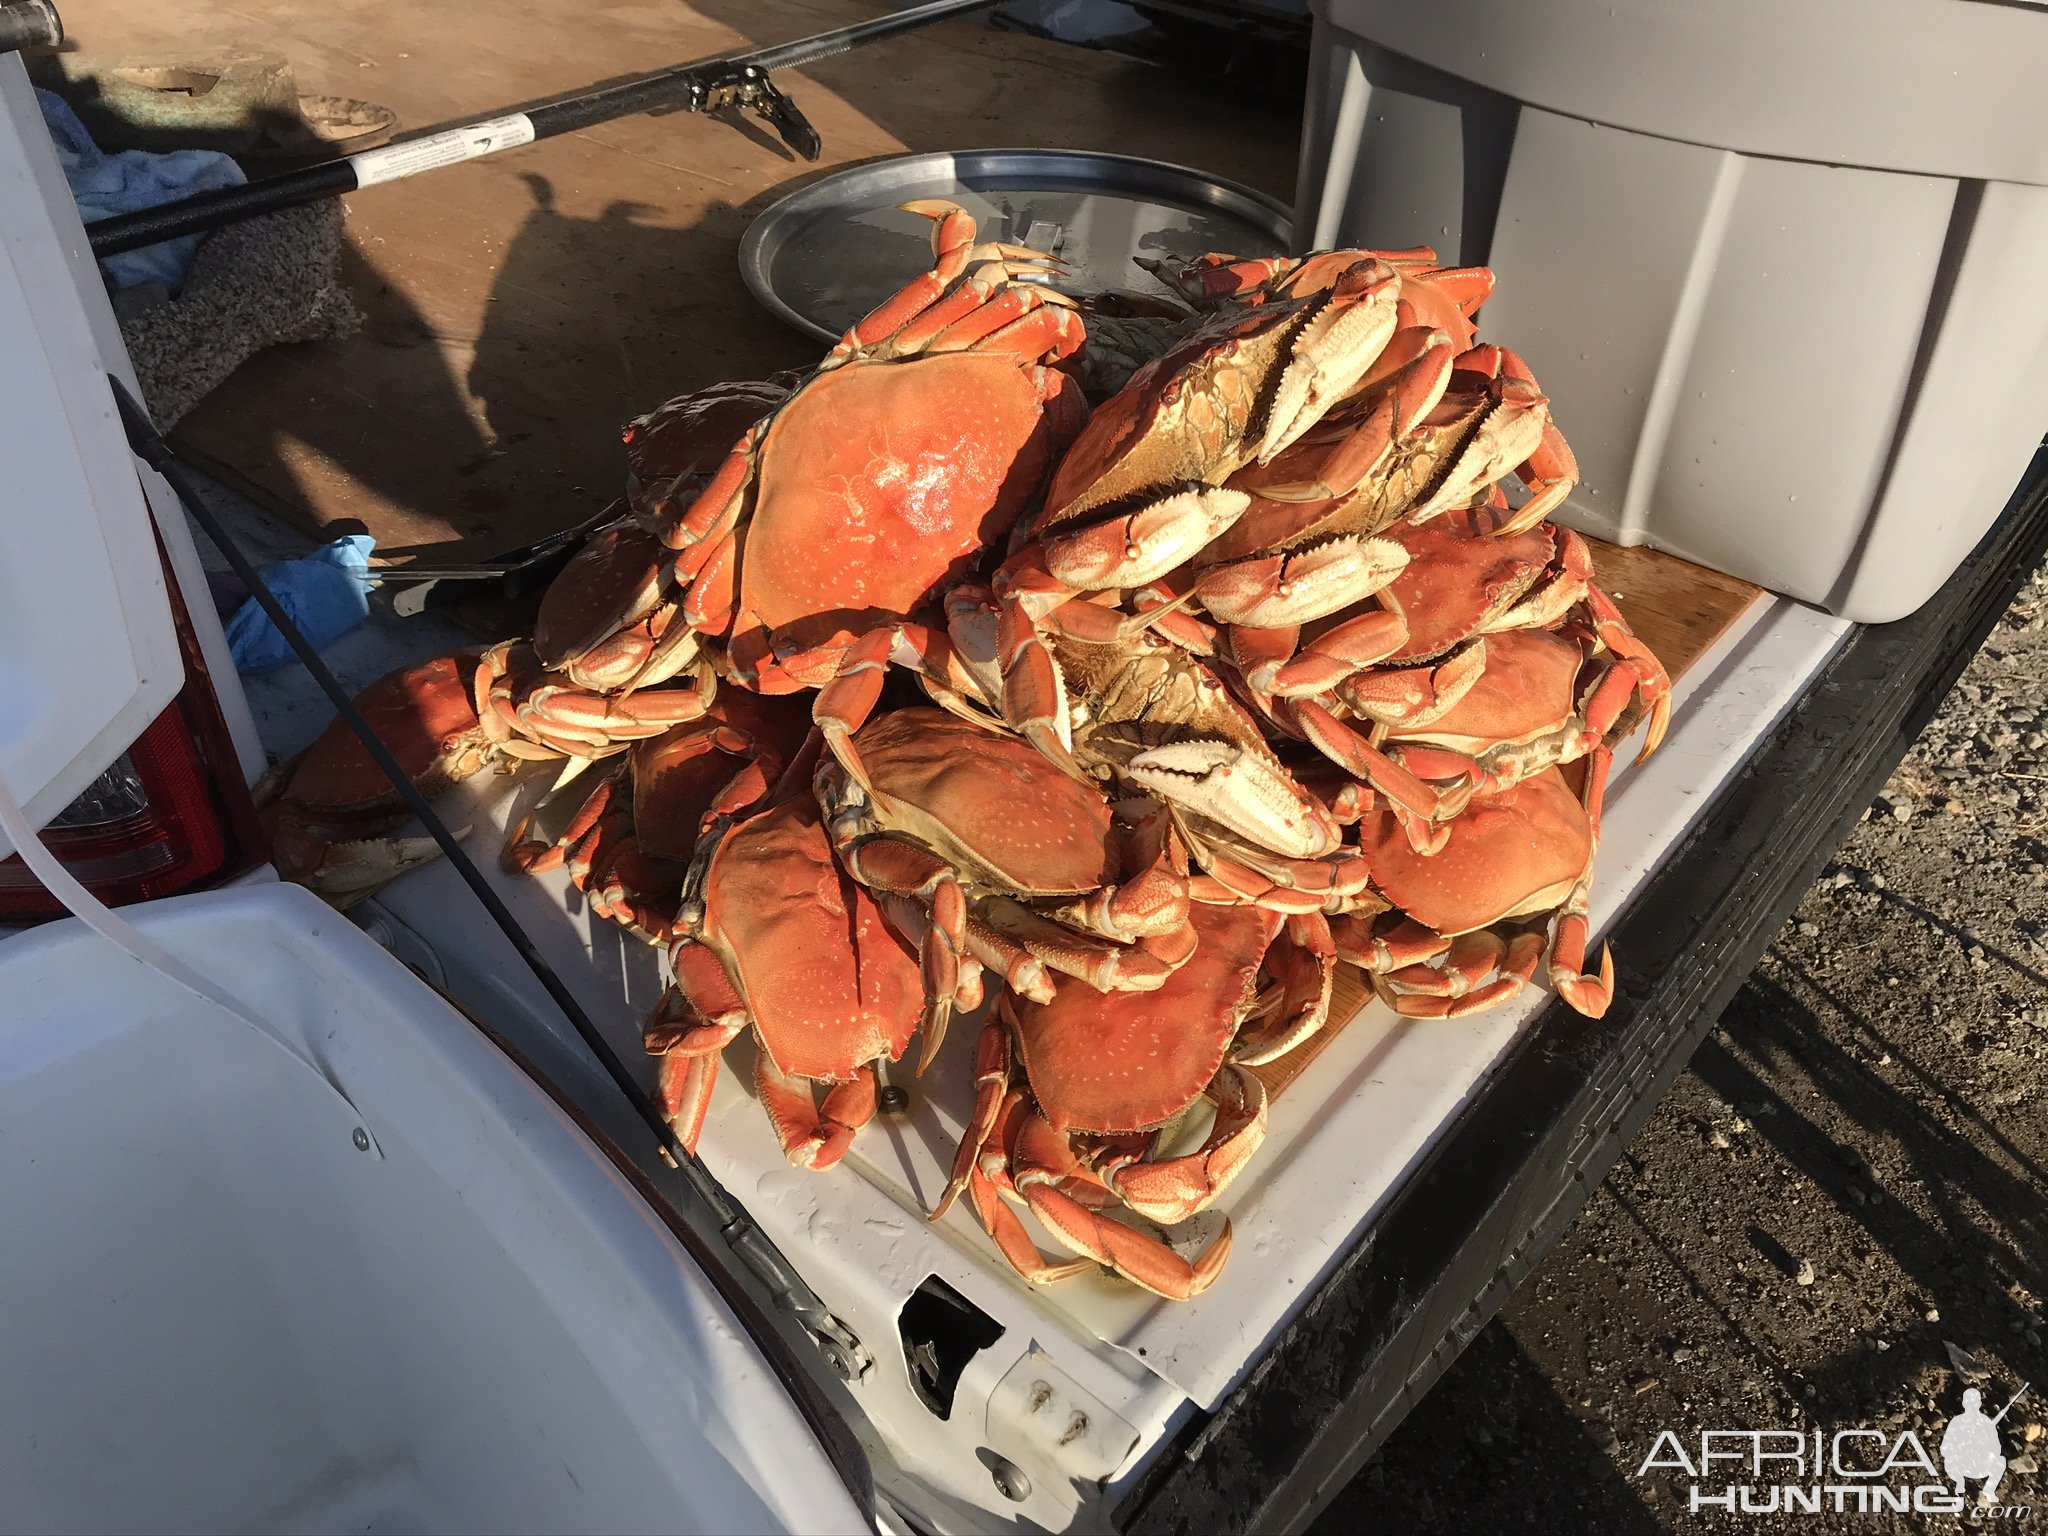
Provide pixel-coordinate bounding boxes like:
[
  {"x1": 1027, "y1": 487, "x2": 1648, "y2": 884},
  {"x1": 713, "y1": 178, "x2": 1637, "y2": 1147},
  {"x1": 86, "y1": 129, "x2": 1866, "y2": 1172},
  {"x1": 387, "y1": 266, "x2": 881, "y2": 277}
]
[
  {"x1": 285, "y1": 651, "x2": 489, "y2": 814},
  {"x1": 1013, "y1": 900, "x2": 1281, "y2": 1135},
  {"x1": 703, "y1": 796, "x2": 922, "y2": 1083},
  {"x1": 532, "y1": 521, "x2": 670, "y2": 670},
  {"x1": 851, "y1": 708, "x2": 1118, "y2": 895},
  {"x1": 1358, "y1": 767, "x2": 1592, "y2": 936},
  {"x1": 1377, "y1": 503, "x2": 1561, "y2": 663},
  {"x1": 623, "y1": 377, "x2": 791, "y2": 517},
  {"x1": 1031, "y1": 302, "x2": 1310, "y2": 535}
]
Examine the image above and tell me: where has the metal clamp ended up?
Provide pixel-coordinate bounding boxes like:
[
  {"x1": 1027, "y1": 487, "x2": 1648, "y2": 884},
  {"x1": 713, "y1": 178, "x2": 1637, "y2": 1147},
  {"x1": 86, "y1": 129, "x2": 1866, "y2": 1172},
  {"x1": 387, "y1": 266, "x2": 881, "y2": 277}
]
[{"x1": 698, "y1": 64, "x2": 823, "y2": 161}]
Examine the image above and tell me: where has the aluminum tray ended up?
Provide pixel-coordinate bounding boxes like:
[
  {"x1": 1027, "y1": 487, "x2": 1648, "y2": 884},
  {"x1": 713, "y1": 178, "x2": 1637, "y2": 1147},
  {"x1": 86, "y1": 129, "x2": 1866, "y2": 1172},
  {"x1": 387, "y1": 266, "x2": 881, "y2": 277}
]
[{"x1": 740, "y1": 149, "x2": 1293, "y2": 341}]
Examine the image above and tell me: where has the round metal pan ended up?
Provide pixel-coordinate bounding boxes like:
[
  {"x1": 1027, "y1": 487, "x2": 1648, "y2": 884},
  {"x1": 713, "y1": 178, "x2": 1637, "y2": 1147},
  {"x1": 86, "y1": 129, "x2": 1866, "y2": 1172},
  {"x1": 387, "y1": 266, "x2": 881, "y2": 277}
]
[{"x1": 740, "y1": 149, "x2": 1294, "y2": 342}]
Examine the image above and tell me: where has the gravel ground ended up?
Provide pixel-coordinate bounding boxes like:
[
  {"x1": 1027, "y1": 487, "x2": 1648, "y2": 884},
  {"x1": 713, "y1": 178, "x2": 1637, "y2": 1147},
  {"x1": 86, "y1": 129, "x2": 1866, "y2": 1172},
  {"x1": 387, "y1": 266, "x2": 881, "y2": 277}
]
[{"x1": 1332, "y1": 564, "x2": 2048, "y2": 1533}]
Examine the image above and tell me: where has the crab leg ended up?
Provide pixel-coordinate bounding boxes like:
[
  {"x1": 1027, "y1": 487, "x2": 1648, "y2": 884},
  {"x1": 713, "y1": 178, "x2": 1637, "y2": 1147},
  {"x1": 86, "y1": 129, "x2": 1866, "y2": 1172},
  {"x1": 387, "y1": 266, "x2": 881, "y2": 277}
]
[
  {"x1": 809, "y1": 623, "x2": 965, "y2": 789},
  {"x1": 646, "y1": 941, "x2": 752, "y2": 1149},
  {"x1": 1381, "y1": 929, "x2": 1547, "y2": 1019},
  {"x1": 756, "y1": 1054, "x2": 878, "y2": 1172},
  {"x1": 961, "y1": 914, "x2": 1059, "y2": 1004},
  {"x1": 1284, "y1": 697, "x2": 1467, "y2": 853},
  {"x1": 1132, "y1": 572, "x2": 1225, "y2": 656},
  {"x1": 1015, "y1": 1171, "x2": 1233, "y2": 1301},
  {"x1": 934, "y1": 1023, "x2": 1017, "y2": 1221},
  {"x1": 978, "y1": 898, "x2": 1183, "y2": 992},
  {"x1": 1579, "y1": 584, "x2": 1672, "y2": 757},
  {"x1": 1231, "y1": 913, "x2": 1337, "y2": 1065},
  {"x1": 584, "y1": 837, "x2": 685, "y2": 944},
  {"x1": 1181, "y1": 830, "x2": 1374, "y2": 913},
  {"x1": 661, "y1": 424, "x2": 761, "y2": 555},
  {"x1": 915, "y1": 284, "x2": 1083, "y2": 362},
  {"x1": 829, "y1": 200, "x2": 1054, "y2": 357},
  {"x1": 1329, "y1": 916, "x2": 1542, "y2": 1019},
  {"x1": 1492, "y1": 418, "x2": 1581, "y2": 536},
  {"x1": 969, "y1": 1166, "x2": 1096, "y2": 1286},
  {"x1": 1092, "y1": 1065, "x2": 1268, "y2": 1223},
  {"x1": 1548, "y1": 747, "x2": 1616, "y2": 1017},
  {"x1": 829, "y1": 832, "x2": 971, "y2": 1071},
  {"x1": 1236, "y1": 607, "x2": 1411, "y2": 698},
  {"x1": 504, "y1": 766, "x2": 620, "y2": 875}
]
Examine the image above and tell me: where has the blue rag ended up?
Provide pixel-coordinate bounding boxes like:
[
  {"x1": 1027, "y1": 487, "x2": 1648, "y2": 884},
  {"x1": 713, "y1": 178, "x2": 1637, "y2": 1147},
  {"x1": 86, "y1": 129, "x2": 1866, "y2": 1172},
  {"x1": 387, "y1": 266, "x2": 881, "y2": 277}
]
[
  {"x1": 227, "y1": 535, "x2": 376, "y2": 674},
  {"x1": 36, "y1": 88, "x2": 247, "y2": 291}
]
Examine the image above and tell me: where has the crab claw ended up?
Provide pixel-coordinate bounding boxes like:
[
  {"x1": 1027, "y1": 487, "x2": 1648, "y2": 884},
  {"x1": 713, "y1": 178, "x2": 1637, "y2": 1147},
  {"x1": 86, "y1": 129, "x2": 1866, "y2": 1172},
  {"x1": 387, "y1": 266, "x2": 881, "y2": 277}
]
[
  {"x1": 1123, "y1": 739, "x2": 1339, "y2": 860},
  {"x1": 1257, "y1": 261, "x2": 1401, "y2": 462},
  {"x1": 1195, "y1": 534, "x2": 1409, "y2": 628},
  {"x1": 1550, "y1": 918, "x2": 1616, "y2": 1019},
  {"x1": 1037, "y1": 487, "x2": 1250, "y2": 595},
  {"x1": 268, "y1": 825, "x2": 456, "y2": 908}
]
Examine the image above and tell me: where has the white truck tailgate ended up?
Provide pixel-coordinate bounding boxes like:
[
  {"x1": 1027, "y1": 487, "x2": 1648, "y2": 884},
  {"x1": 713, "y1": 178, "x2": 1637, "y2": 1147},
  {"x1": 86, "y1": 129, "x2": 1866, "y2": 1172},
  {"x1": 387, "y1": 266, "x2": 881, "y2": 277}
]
[{"x1": 0, "y1": 882, "x2": 862, "y2": 1535}]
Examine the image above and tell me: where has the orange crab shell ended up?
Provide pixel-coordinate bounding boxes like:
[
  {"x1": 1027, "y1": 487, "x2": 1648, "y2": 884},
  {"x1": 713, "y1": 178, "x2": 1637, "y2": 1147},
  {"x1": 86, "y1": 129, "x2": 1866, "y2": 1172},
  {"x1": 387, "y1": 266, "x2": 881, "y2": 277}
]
[
  {"x1": 851, "y1": 708, "x2": 1119, "y2": 894},
  {"x1": 699, "y1": 796, "x2": 922, "y2": 1082},
  {"x1": 732, "y1": 353, "x2": 1084, "y2": 666},
  {"x1": 1393, "y1": 628, "x2": 1584, "y2": 756},
  {"x1": 1012, "y1": 900, "x2": 1282, "y2": 1135},
  {"x1": 1378, "y1": 503, "x2": 1567, "y2": 662},
  {"x1": 1357, "y1": 767, "x2": 1593, "y2": 936}
]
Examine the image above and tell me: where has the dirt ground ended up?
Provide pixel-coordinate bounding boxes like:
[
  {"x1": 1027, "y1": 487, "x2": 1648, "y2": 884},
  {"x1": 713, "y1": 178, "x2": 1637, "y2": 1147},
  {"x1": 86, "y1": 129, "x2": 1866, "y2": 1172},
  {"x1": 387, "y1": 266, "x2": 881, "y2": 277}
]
[{"x1": 1338, "y1": 565, "x2": 2048, "y2": 1531}]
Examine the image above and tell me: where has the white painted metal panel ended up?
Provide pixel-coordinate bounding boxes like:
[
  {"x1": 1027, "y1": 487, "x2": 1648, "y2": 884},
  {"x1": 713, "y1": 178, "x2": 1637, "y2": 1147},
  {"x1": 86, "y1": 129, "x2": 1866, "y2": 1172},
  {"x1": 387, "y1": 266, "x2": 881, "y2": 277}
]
[
  {"x1": 0, "y1": 884, "x2": 861, "y2": 1534},
  {"x1": 0, "y1": 59, "x2": 182, "y2": 850}
]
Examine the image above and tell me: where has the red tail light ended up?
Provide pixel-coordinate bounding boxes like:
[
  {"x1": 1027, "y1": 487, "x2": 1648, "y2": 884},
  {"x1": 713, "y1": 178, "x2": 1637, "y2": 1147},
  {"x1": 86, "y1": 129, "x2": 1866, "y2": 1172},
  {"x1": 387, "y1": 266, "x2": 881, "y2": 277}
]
[{"x1": 0, "y1": 556, "x2": 264, "y2": 921}]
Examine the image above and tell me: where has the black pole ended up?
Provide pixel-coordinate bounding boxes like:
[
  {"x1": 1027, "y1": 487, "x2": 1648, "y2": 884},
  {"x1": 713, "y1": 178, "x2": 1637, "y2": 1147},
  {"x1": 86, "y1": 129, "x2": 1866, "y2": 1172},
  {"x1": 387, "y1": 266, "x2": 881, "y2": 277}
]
[
  {"x1": 85, "y1": 0, "x2": 1000, "y2": 259},
  {"x1": 0, "y1": 0, "x2": 62, "y2": 55}
]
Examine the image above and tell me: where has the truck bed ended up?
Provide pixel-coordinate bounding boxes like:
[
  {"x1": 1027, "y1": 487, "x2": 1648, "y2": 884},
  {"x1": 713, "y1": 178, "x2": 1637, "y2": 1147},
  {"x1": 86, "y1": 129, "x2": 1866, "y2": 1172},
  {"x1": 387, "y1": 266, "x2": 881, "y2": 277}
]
[{"x1": 227, "y1": 517, "x2": 1841, "y2": 1533}]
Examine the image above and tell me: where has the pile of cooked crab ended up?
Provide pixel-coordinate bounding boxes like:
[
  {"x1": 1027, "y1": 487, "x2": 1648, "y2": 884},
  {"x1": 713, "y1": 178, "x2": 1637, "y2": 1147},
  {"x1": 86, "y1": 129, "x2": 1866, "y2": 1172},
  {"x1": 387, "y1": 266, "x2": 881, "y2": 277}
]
[{"x1": 260, "y1": 201, "x2": 1670, "y2": 1301}]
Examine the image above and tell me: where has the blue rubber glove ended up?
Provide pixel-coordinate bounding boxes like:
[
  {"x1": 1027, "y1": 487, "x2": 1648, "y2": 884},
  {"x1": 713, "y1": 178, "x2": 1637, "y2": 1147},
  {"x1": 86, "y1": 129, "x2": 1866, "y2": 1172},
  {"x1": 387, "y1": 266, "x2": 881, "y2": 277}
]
[{"x1": 227, "y1": 535, "x2": 376, "y2": 674}]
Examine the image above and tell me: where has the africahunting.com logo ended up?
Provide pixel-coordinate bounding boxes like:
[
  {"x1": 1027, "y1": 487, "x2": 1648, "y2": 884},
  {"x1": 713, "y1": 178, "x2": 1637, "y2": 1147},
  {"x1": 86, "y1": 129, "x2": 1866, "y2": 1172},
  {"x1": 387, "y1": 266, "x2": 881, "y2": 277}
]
[{"x1": 1635, "y1": 1382, "x2": 2032, "y2": 1518}]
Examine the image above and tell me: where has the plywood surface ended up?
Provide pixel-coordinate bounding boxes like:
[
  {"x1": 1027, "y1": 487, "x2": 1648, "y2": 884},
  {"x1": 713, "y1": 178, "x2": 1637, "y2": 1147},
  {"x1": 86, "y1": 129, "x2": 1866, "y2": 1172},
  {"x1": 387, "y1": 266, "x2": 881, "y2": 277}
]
[{"x1": 57, "y1": 0, "x2": 1303, "y2": 559}]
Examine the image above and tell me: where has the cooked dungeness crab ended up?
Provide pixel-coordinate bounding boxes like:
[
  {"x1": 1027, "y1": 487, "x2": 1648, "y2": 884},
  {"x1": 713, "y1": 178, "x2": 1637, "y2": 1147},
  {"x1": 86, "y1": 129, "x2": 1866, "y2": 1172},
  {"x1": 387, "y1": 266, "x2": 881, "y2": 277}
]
[
  {"x1": 936, "y1": 899, "x2": 1335, "y2": 1299},
  {"x1": 258, "y1": 651, "x2": 496, "y2": 905},
  {"x1": 1335, "y1": 760, "x2": 1615, "y2": 1018},
  {"x1": 653, "y1": 201, "x2": 1089, "y2": 774},
  {"x1": 815, "y1": 707, "x2": 1195, "y2": 1064},
  {"x1": 646, "y1": 741, "x2": 925, "y2": 1167}
]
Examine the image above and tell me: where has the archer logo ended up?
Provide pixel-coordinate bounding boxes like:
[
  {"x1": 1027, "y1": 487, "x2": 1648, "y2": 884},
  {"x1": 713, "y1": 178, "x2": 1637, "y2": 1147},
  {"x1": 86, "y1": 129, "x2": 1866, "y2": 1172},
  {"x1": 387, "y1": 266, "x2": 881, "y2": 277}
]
[{"x1": 1634, "y1": 1383, "x2": 2032, "y2": 1519}]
